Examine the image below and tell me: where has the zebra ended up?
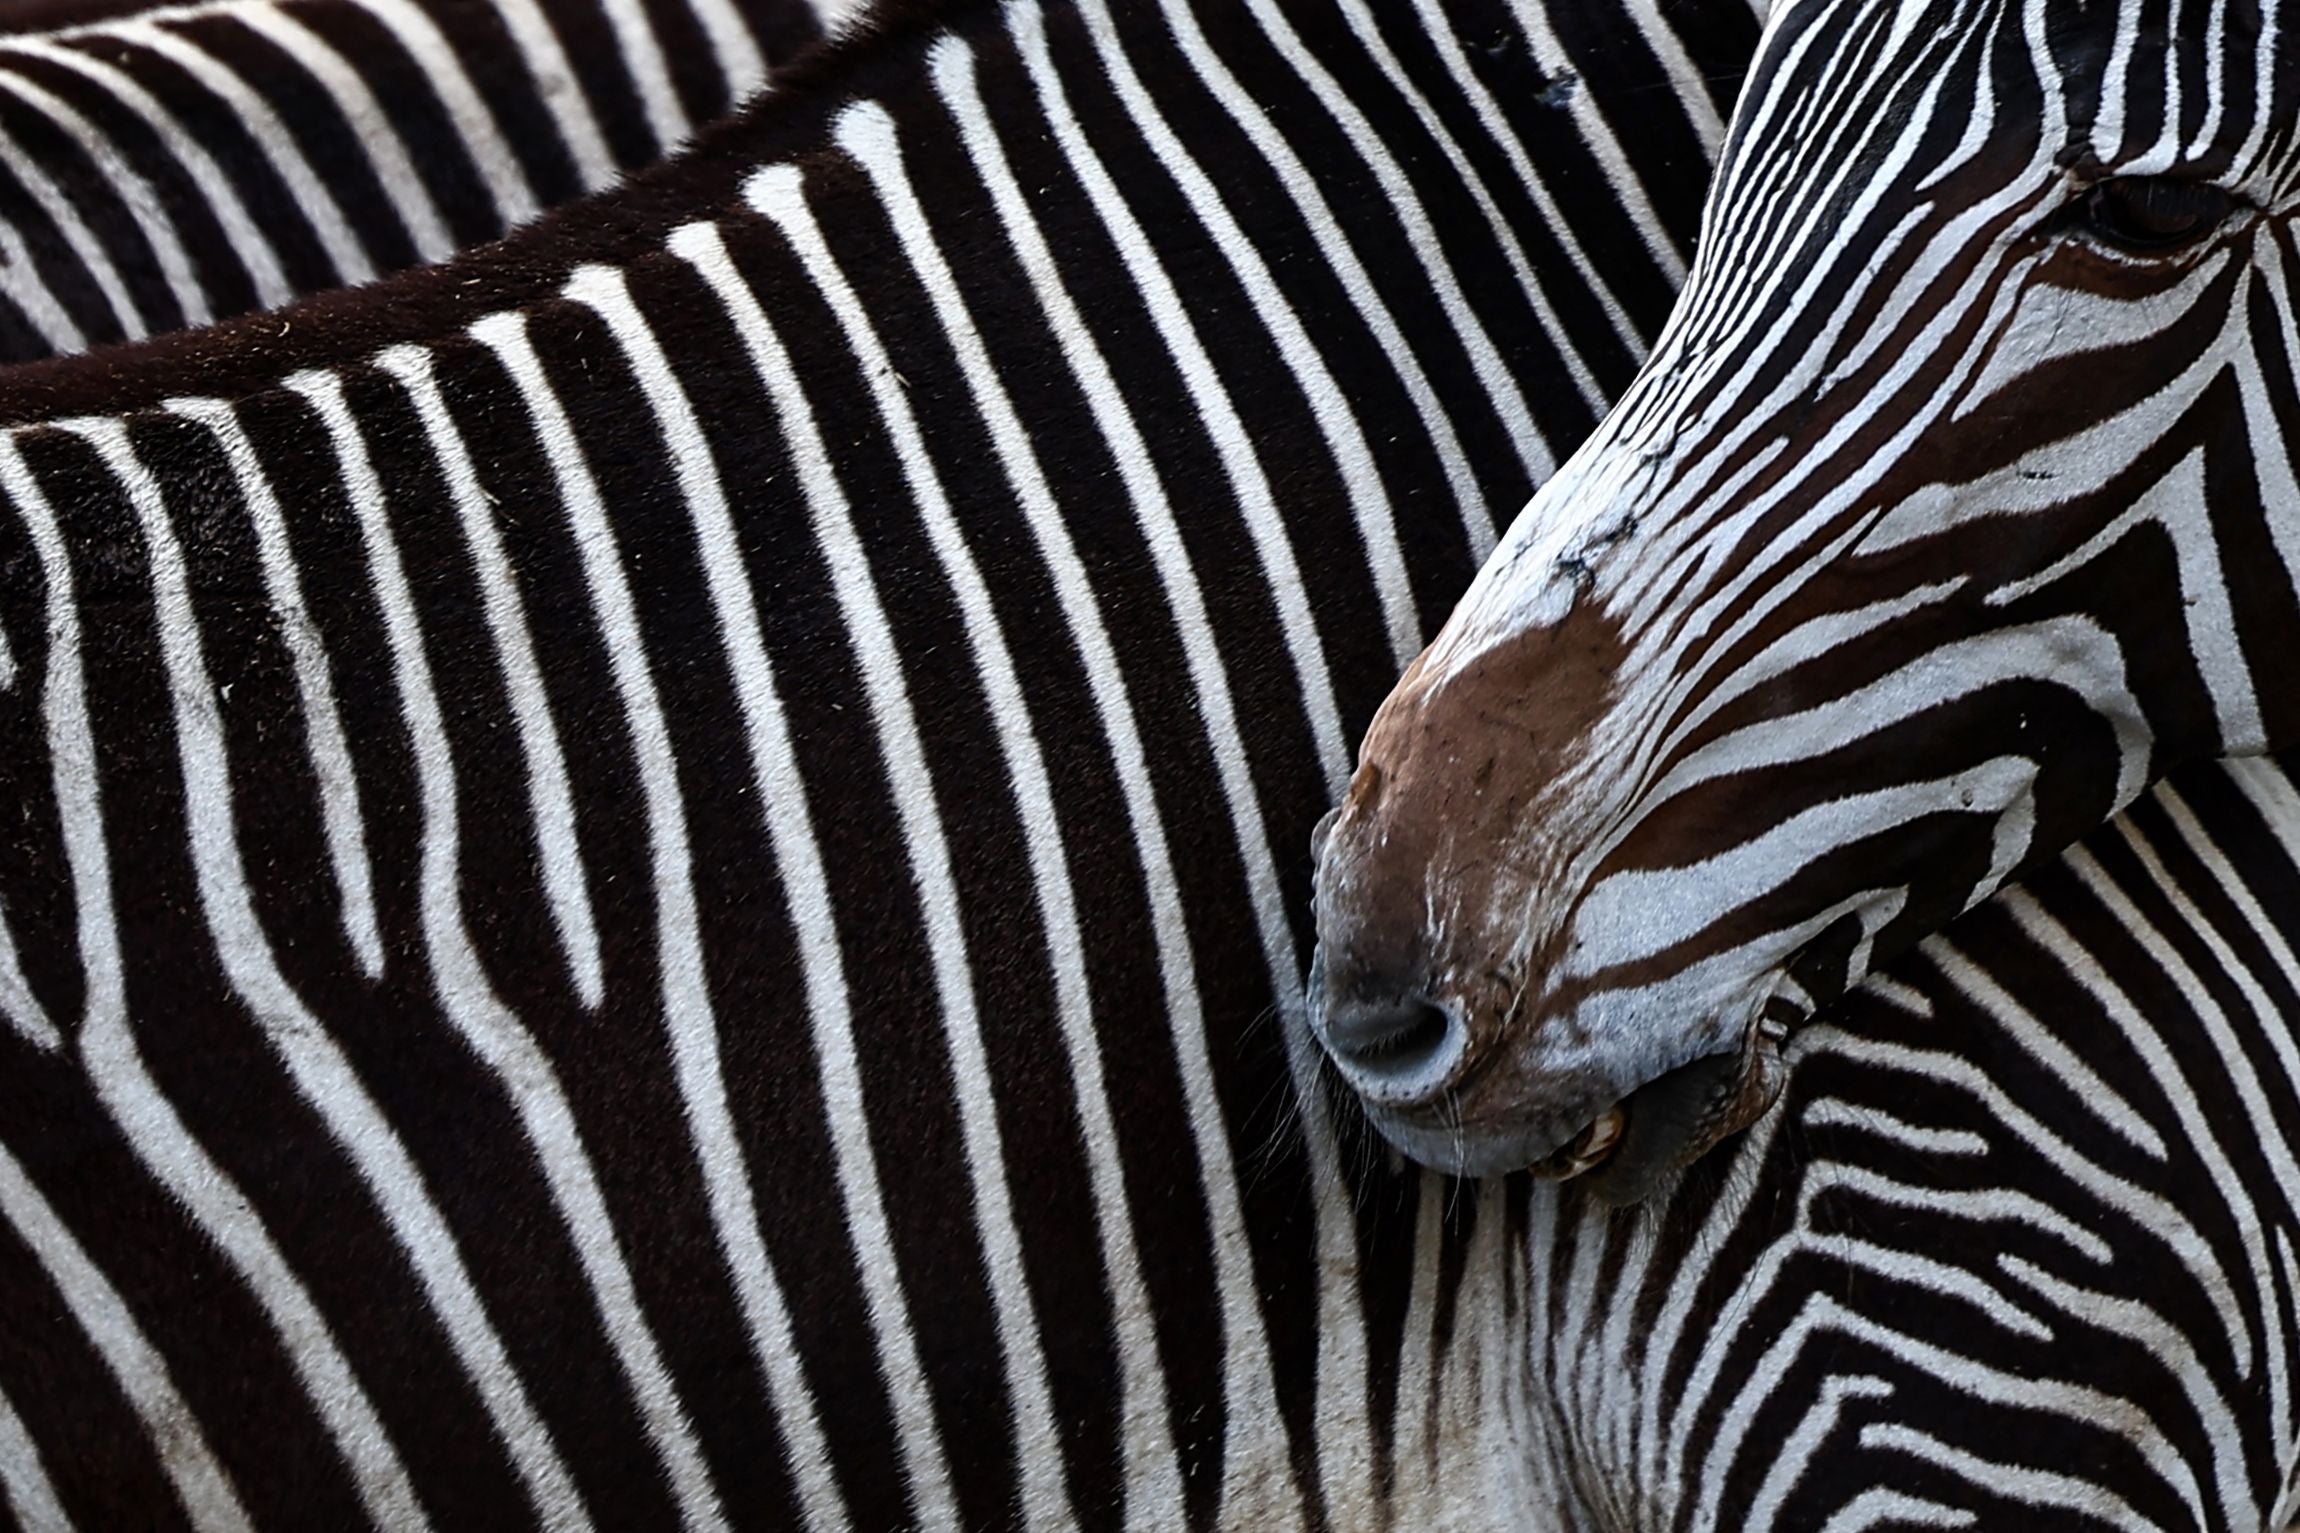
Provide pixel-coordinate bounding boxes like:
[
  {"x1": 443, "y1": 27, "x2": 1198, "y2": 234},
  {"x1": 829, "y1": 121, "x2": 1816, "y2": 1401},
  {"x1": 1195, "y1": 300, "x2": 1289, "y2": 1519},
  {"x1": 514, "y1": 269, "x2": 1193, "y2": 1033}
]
[
  {"x1": 0, "y1": 0, "x2": 1745, "y2": 1526},
  {"x1": 0, "y1": 0, "x2": 2285, "y2": 1528},
  {"x1": 0, "y1": 0, "x2": 857, "y2": 361}
]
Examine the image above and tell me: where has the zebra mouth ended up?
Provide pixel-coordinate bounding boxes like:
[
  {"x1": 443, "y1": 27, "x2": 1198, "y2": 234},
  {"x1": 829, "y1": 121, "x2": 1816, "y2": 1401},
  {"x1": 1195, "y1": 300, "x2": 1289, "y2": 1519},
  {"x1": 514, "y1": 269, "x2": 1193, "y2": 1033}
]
[
  {"x1": 1569, "y1": 1017, "x2": 1791, "y2": 1205},
  {"x1": 1348, "y1": 1015, "x2": 1790, "y2": 1185},
  {"x1": 1535, "y1": 1105, "x2": 1626, "y2": 1180}
]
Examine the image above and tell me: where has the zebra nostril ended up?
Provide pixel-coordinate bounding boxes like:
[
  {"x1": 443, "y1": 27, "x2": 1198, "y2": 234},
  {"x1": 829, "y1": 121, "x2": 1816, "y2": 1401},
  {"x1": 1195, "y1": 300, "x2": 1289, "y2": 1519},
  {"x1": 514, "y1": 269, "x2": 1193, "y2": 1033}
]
[{"x1": 1317, "y1": 994, "x2": 1460, "y2": 1091}]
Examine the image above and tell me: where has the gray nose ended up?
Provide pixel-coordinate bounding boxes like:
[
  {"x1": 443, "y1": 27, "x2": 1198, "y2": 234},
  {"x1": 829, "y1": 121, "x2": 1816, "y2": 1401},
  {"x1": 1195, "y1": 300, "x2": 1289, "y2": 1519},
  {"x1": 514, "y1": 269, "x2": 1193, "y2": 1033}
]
[{"x1": 1311, "y1": 968, "x2": 1463, "y2": 1100}]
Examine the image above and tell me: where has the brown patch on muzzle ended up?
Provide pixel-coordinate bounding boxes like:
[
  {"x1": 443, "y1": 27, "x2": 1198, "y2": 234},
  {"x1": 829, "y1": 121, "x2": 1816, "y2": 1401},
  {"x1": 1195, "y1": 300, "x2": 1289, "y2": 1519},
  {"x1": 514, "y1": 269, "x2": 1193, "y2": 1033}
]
[{"x1": 1312, "y1": 603, "x2": 1629, "y2": 1085}]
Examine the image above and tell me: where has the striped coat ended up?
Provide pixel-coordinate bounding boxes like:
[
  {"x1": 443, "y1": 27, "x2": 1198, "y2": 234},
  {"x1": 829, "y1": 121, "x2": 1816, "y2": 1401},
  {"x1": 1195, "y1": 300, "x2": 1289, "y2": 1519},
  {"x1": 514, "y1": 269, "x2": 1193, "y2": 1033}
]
[
  {"x1": 0, "y1": 0, "x2": 1741, "y2": 1526},
  {"x1": 3, "y1": 0, "x2": 2295, "y2": 1527}
]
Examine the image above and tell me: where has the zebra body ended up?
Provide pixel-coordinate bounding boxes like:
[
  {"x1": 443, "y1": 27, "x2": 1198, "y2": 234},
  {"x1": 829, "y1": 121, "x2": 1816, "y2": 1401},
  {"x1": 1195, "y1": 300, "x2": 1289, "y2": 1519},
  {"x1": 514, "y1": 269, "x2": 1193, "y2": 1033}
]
[
  {"x1": 0, "y1": 0, "x2": 1740, "y2": 1525},
  {"x1": 1526, "y1": 751, "x2": 2300, "y2": 1530},
  {"x1": 0, "y1": 0, "x2": 851, "y2": 360}
]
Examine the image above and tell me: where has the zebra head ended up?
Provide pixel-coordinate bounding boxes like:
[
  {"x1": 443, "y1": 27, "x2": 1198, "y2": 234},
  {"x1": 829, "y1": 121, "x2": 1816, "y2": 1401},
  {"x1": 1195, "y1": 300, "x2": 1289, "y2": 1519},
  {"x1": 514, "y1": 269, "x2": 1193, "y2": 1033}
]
[{"x1": 1309, "y1": 0, "x2": 2300, "y2": 1195}]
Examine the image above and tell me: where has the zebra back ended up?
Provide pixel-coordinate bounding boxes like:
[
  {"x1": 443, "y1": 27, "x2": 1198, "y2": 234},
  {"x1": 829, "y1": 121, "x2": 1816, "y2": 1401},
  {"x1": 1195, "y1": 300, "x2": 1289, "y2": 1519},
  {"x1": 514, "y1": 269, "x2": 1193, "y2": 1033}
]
[{"x1": 0, "y1": 0, "x2": 849, "y2": 361}]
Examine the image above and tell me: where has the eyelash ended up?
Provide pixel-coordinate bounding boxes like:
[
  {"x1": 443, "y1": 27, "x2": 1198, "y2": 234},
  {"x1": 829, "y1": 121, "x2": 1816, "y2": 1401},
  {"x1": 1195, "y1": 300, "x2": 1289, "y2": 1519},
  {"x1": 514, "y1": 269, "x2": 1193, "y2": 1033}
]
[{"x1": 2077, "y1": 176, "x2": 2244, "y2": 254}]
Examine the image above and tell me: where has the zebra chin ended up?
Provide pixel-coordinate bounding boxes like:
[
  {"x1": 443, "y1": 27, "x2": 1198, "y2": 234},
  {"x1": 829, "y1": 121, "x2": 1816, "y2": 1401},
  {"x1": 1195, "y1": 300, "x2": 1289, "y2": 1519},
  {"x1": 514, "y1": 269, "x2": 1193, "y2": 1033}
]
[{"x1": 1341, "y1": 1024, "x2": 1789, "y2": 1201}]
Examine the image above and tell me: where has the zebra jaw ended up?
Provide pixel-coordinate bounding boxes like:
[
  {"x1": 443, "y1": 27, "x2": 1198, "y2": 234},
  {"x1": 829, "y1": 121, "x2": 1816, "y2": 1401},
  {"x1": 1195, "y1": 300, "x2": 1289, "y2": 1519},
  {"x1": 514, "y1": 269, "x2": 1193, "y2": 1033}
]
[{"x1": 1343, "y1": 1007, "x2": 1794, "y2": 1189}]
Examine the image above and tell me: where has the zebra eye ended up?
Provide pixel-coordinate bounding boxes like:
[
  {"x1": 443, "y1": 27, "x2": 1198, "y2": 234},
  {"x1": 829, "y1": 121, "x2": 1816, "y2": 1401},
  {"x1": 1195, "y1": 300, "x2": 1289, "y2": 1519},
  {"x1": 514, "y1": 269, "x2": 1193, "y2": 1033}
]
[{"x1": 2081, "y1": 177, "x2": 2240, "y2": 253}]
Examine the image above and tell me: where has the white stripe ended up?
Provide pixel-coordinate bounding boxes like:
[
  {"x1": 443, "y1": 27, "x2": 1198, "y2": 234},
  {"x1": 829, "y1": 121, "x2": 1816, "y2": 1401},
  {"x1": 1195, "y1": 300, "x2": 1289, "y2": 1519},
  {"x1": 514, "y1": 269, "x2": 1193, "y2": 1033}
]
[
  {"x1": 678, "y1": 0, "x2": 767, "y2": 103},
  {"x1": 1161, "y1": 0, "x2": 1511, "y2": 573},
  {"x1": 1968, "y1": 891, "x2": 2264, "y2": 1369},
  {"x1": 0, "y1": 58, "x2": 212, "y2": 325},
  {"x1": 1568, "y1": 755, "x2": 2037, "y2": 973},
  {"x1": 0, "y1": 35, "x2": 293, "y2": 310},
  {"x1": 2221, "y1": 767, "x2": 2300, "y2": 1024},
  {"x1": 2001, "y1": 1253, "x2": 2247, "y2": 1519},
  {"x1": 1328, "y1": 0, "x2": 1611, "y2": 415},
  {"x1": 1499, "y1": 0, "x2": 1690, "y2": 284},
  {"x1": 473, "y1": 296, "x2": 854, "y2": 1533},
  {"x1": 1816, "y1": 1490, "x2": 1977, "y2": 1533},
  {"x1": 0, "y1": 1372, "x2": 69, "y2": 1533},
  {"x1": 667, "y1": 216, "x2": 963, "y2": 1533},
  {"x1": 15, "y1": 0, "x2": 353, "y2": 40},
  {"x1": 1387, "y1": 1177, "x2": 1447, "y2": 1509},
  {"x1": 0, "y1": 893, "x2": 59, "y2": 1050},
  {"x1": 843, "y1": 79, "x2": 1193, "y2": 1530},
  {"x1": 1215, "y1": 0, "x2": 1572, "y2": 481},
  {"x1": 284, "y1": 369, "x2": 726, "y2": 1533},
  {"x1": 0, "y1": 440, "x2": 114, "y2": 1073},
  {"x1": 65, "y1": 416, "x2": 592, "y2": 1532},
  {"x1": 1978, "y1": 450, "x2": 2260, "y2": 755},
  {"x1": 1, "y1": 431, "x2": 424, "y2": 1533},
  {"x1": 225, "y1": 5, "x2": 459, "y2": 263},
  {"x1": 2237, "y1": 244, "x2": 2300, "y2": 622},
  {"x1": 773, "y1": 113, "x2": 1122, "y2": 1531},
  {"x1": 413, "y1": 0, "x2": 617, "y2": 190},
  {"x1": 0, "y1": 213, "x2": 84, "y2": 354},
  {"x1": 593, "y1": 0, "x2": 688, "y2": 151},
  {"x1": 0, "y1": 115, "x2": 149, "y2": 336},
  {"x1": 0, "y1": 1139, "x2": 247, "y2": 1533},
  {"x1": 1925, "y1": 944, "x2": 2167, "y2": 1160},
  {"x1": 1734, "y1": 1371, "x2": 1896, "y2": 1533},
  {"x1": 1106, "y1": 0, "x2": 1431, "y2": 665},
  {"x1": 1618, "y1": 0, "x2": 1729, "y2": 152},
  {"x1": 111, "y1": 20, "x2": 375, "y2": 286},
  {"x1": 371, "y1": 345, "x2": 604, "y2": 1010},
  {"x1": 1403, "y1": 0, "x2": 1648, "y2": 360},
  {"x1": 337, "y1": 0, "x2": 540, "y2": 227},
  {"x1": 1701, "y1": 1300, "x2": 2175, "y2": 1530},
  {"x1": 1039, "y1": 0, "x2": 1351, "y2": 796},
  {"x1": 1860, "y1": 1422, "x2": 2150, "y2": 1524},
  {"x1": 2106, "y1": 799, "x2": 2300, "y2": 1464},
  {"x1": 166, "y1": 398, "x2": 383, "y2": 979},
  {"x1": 1009, "y1": 3, "x2": 1363, "y2": 1518},
  {"x1": 0, "y1": 554, "x2": 39, "y2": 1092},
  {"x1": 1635, "y1": 1059, "x2": 1792, "y2": 1502}
]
